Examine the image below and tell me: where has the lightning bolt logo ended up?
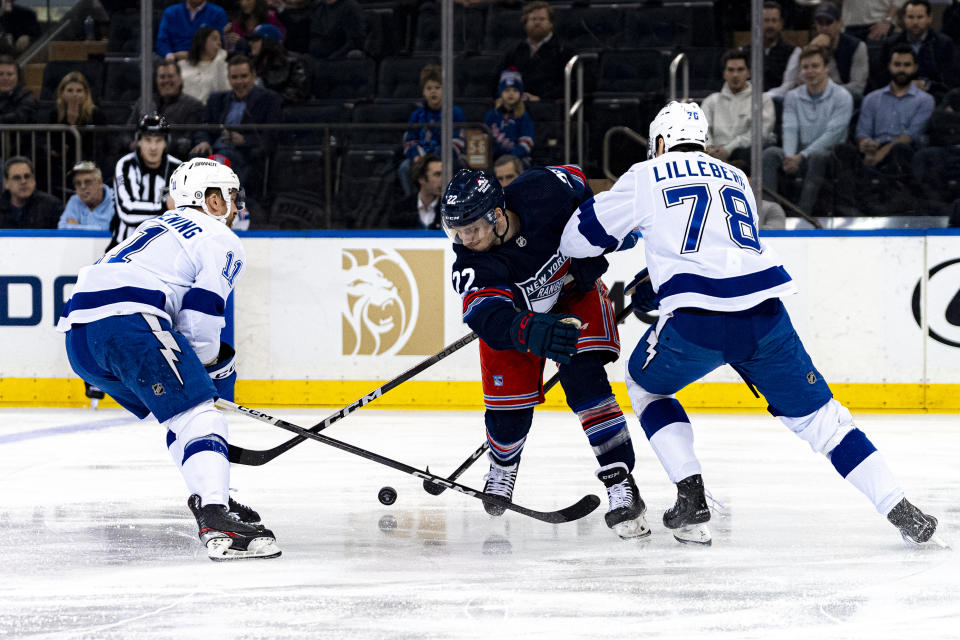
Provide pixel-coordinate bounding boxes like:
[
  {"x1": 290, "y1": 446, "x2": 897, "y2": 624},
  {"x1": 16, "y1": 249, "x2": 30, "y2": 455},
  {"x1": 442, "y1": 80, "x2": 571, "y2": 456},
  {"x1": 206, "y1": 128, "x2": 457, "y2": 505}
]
[
  {"x1": 143, "y1": 314, "x2": 185, "y2": 385},
  {"x1": 642, "y1": 329, "x2": 658, "y2": 370}
]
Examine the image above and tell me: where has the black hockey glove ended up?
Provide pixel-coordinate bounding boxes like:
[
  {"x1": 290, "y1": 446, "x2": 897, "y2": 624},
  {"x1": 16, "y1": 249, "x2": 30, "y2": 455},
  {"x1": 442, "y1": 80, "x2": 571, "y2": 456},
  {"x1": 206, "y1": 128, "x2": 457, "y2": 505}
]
[
  {"x1": 568, "y1": 255, "x2": 608, "y2": 293},
  {"x1": 509, "y1": 312, "x2": 582, "y2": 364},
  {"x1": 204, "y1": 341, "x2": 237, "y2": 402},
  {"x1": 625, "y1": 268, "x2": 656, "y2": 318}
]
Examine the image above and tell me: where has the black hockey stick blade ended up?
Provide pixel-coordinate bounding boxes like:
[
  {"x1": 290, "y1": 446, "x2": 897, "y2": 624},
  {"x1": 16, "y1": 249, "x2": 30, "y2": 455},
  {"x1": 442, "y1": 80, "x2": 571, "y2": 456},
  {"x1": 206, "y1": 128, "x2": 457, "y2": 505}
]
[
  {"x1": 218, "y1": 400, "x2": 600, "y2": 524},
  {"x1": 227, "y1": 331, "x2": 479, "y2": 466},
  {"x1": 423, "y1": 301, "x2": 638, "y2": 496}
]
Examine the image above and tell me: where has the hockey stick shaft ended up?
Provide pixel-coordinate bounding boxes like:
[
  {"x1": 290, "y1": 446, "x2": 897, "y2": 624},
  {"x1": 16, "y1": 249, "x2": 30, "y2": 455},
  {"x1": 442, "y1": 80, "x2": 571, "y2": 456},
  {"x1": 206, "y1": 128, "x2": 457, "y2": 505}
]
[
  {"x1": 227, "y1": 331, "x2": 479, "y2": 466},
  {"x1": 217, "y1": 399, "x2": 600, "y2": 524},
  {"x1": 425, "y1": 301, "x2": 637, "y2": 495}
]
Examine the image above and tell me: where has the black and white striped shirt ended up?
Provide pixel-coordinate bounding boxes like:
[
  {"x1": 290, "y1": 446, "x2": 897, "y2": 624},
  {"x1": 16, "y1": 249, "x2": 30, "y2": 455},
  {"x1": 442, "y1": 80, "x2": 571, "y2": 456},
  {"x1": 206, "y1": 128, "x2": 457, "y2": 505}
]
[{"x1": 111, "y1": 151, "x2": 182, "y2": 246}]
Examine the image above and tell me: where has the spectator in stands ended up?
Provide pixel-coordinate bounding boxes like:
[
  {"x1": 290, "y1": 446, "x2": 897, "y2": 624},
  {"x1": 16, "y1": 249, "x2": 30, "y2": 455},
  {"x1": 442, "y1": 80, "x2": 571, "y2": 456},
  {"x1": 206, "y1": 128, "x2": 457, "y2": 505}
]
[
  {"x1": 398, "y1": 64, "x2": 464, "y2": 197},
  {"x1": 855, "y1": 44, "x2": 933, "y2": 176},
  {"x1": 484, "y1": 69, "x2": 534, "y2": 165},
  {"x1": 179, "y1": 27, "x2": 231, "y2": 105},
  {"x1": 57, "y1": 161, "x2": 114, "y2": 231},
  {"x1": 807, "y1": 2, "x2": 868, "y2": 100},
  {"x1": 110, "y1": 114, "x2": 180, "y2": 249},
  {"x1": 151, "y1": 61, "x2": 207, "y2": 160},
  {"x1": 762, "y1": 45, "x2": 853, "y2": 216},
  {"x1": 494, "y1": 154, "x2": 524, "y2": 187},
  {"x1": 843, "y1": 0, "x2": 897, "y2": 42},
  {"x1": 49, "y1": 71, "x2": 107, "y2": 172},
  {"x1": 191, "y1": 55, "x2": 282, "y2": 200},
  {"x1": 156, "y1": 0, "x2": 229, "y2": 62},
  {"x1": 274, "y1": 0, "x2": 316, "y2": 54},
  {"x1": 0, "y1": 54, "x2": 36, "y2": 125},
  {"x1": 882, "y1": 0, "x2": 957, "y2": 102},
  {"x1": 308, "y1": 0, "x2": 365, "y2": 60},
  {"x1": 0, "y1": 0, "x2": 40, "y2": 54},
  {"x1": 225, "y1": 0, "x2": 286, "y2": 52},
  {"x1": 247, "y1": 23, "x2": 308, "y2": 103},
  {"x1": 499, "y1": 1, "x2": 570, "y2": 103},
  {"x1": 912, "y1": 87, "x2": 960, "y2": 204},
  {"x1": 385, "y1": 153, "x2": 442, "y2": 229},
  {"x1": 0, "y1": 157, "x2": 61, "y2": 229},
  {"x1": 753, "y1": 1, "x2": 801, "y2": 99},
  {"x1": 702, "y1": 49, "x2": 775, "y2": 165}
]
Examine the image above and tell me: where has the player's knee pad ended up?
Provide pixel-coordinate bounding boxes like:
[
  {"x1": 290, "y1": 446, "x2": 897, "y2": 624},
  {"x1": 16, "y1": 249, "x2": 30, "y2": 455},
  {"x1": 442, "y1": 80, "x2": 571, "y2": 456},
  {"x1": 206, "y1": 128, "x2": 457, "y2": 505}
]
[
  {"x1": 558, "y1": 351, "x2": 614, "y2": 410},
  {"x1": 164, "y1": 399, "x2": 229, "y2": 465},
  {"x1": 485, "y1": 408, "x2": 533, "y2": 464},
  {"x1": 625, "y1": 368, "x2": 690, "y2": 441},
  {"x1": 778, "y1": 398, "x2": 855, "y2": 456}
]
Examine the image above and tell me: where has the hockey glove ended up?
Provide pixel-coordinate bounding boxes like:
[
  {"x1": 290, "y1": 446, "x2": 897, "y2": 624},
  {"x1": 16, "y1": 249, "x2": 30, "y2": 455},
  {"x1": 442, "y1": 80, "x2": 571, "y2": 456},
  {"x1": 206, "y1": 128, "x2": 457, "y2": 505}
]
[
  {"x1": 625, "y1": 268, "x2": 656, "y2": 317},
  {"x1": 617, "y1": 230, "x2": 642, "y2": 252},
  {"x1": 204, "y1": 341, "x2": 237, "y2": 402},
  {"x1": 509, "y1": 312, "x2": 582, "y2": 364},
  {"x1": 568, "y1": 255, "x2": 608, "y2": 293}
]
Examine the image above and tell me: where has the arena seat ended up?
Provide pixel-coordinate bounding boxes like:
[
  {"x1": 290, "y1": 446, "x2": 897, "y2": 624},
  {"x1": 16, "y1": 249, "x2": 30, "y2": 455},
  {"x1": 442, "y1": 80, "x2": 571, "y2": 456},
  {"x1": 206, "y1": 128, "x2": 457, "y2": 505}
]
[
  {"x1": 482, "y1": 7, "x2": 522, "y2": 54},
  {"x1": 376, "y1": 56, "x2": 440, "y2": 100},
  {"x1": 310, "y1": 57, "x2": 376, "y2": 103},
  {"x1": 454, "y1": 53, "x2": 499, "y2": 99}
]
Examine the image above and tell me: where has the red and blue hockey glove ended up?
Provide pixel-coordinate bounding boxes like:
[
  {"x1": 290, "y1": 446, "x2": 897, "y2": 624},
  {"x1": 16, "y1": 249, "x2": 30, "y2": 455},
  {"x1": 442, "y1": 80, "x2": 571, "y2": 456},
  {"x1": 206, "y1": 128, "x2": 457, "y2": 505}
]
[
  {"x1": 625, "y1": 268, "x2": 656, "y2": 318},
  {"x1": 204, "y1": 341, "x2": 237, "y2": 401},
  {"x1": 509, "y1": 312, "x2": 582, "y2": 364}
]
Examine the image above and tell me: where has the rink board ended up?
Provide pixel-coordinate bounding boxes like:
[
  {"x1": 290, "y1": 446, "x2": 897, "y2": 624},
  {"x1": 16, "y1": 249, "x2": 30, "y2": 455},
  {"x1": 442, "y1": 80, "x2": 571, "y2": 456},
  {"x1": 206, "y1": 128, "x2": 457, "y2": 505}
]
[{"x1": 0, "y1": 230, "x2": 958, "y2": 410}]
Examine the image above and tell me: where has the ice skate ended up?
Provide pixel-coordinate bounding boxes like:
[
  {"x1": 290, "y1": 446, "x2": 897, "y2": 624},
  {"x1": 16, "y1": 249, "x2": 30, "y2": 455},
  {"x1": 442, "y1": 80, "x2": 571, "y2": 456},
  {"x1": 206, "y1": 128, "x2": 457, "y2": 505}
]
[
  {"x1": 188, "y1": 494, "x2": 281, "y2": 561},
  {"x1": 482, "y1": 453, "x2": 519, "y2": 516},
  {"x1": 228, "y1": 495, "x2": 261, "y2": 526},
  {"x1": 595, "y1": 462, "x2": 651, "y2": 539},
  {"x1": 887, "y1": 497, "x2": 939, "y2": 546},
  {"x1": 664, "y1": 474, "x2": 712, "y2": 545}
]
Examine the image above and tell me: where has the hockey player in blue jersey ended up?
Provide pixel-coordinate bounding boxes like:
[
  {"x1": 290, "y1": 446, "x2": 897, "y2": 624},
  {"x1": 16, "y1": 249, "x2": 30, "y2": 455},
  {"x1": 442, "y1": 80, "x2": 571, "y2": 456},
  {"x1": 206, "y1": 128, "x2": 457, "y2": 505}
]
[
  {"x1": 442, "y1": 166, "x2": 649, "y2": 539},
  {"x1": 560, "y1": 101, "x2": 939, "y2": 547},
  {"x1": 57, "y1": 157, "x2": 281, "y2": 561}
]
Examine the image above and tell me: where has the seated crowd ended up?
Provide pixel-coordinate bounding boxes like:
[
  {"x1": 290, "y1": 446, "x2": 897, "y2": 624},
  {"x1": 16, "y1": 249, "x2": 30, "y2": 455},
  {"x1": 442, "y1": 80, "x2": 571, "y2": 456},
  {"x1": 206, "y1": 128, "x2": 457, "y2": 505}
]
[{"x1": 1, "y1": 0, "x2": 960, "y2": 231}]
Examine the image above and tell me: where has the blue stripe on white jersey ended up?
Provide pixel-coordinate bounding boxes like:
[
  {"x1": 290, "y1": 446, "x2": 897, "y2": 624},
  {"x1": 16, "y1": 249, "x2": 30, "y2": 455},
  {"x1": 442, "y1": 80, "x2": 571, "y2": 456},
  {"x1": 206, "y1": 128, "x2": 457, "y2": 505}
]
[{"x1": 182, "y1": 288, "x2": 226, "y2": 316}]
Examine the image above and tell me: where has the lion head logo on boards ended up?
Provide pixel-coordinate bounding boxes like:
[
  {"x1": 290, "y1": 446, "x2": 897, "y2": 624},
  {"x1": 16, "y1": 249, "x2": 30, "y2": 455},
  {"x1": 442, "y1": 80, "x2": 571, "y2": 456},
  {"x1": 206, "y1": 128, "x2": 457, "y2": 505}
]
[{"x1": 342, "y1": 248, "x2": 444, "y2": 356}]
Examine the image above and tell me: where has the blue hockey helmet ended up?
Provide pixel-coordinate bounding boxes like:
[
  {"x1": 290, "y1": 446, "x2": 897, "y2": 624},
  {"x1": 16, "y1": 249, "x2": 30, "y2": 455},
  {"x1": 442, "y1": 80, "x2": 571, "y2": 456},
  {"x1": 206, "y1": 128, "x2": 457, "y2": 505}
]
[{"x1": 440, "y1": 169, "x2": 504, "y2": 244}]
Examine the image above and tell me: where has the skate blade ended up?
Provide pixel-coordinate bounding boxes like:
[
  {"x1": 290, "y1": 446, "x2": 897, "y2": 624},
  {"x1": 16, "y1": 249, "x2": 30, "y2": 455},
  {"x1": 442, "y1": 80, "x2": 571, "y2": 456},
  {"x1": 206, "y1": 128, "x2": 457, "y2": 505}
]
[
  {"x1": 673, "y1": 523, "x2": 712, "y2": 546},
  {"x1": 900, "y1": 531, "x2": 951, "y2": 550},
  {"x1": 612, "y1": 515, "x2": 652, "y2": 540},
  {"x1": 206, "y1": 536, "x2": 282, "y2": 561}
]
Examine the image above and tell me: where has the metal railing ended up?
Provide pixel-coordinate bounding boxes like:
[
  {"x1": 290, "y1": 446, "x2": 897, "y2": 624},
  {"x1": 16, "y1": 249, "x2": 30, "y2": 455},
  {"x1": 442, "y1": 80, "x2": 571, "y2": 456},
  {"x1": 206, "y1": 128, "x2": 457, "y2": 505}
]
[
  {"x1": 0, "y1": 124, "x2": 82, "y2": 200},
  {"x1": 668, "y1": 53, "x2": 690, "y2": 103},
  {"x1": 602, "y1": 126, "x2": 647, "y2": 182},
  {"x1": 564, "y1": 52, "x2": 597, "y2": 167}
]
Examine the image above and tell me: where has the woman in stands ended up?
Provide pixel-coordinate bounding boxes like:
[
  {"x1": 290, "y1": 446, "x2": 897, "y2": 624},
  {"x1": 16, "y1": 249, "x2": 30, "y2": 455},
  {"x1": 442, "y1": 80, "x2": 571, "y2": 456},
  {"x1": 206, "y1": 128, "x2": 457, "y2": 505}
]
[
  {"x1": 179, "y1": 27, "x2": 231, "y2": 105},
  {"x1": 224, "y1": 0, "x2": 285, "y2": 51},
  {"x1": 48, "y1": 71, "x2": 107, "y2": 193}
]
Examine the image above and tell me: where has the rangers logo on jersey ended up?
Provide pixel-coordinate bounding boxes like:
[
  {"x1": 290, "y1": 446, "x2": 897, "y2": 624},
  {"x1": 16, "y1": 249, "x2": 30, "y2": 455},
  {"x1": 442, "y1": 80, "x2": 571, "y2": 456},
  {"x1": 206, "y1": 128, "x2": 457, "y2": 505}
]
[{"x1": 517, "y1": 252, "x2": 570, "y2": 310}]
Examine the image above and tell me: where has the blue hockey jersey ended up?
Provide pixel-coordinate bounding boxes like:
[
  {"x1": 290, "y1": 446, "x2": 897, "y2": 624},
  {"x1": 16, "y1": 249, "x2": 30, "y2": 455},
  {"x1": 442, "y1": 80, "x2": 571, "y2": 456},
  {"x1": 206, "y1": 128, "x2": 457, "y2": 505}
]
[{"x1": 451, "y1": 165, "x2": 606, "y2": 349}]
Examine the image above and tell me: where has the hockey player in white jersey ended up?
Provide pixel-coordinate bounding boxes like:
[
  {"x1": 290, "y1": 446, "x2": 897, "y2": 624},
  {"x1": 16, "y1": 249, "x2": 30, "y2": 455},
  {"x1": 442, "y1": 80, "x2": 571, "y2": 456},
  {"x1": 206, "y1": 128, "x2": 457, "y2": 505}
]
[
  {"x1": 560, "y1": 101, "x2": 939, "y2": 547},
  {"x1": 57, "y1": 157, "x2": 281, "y2": 561}
]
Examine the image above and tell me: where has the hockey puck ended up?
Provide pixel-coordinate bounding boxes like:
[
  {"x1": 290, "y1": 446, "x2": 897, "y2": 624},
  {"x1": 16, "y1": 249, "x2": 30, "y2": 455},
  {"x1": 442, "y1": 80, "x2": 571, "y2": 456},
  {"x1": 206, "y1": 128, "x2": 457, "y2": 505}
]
[{"x1": 378, "y1": 486, "x2": 398, "y2": 505}]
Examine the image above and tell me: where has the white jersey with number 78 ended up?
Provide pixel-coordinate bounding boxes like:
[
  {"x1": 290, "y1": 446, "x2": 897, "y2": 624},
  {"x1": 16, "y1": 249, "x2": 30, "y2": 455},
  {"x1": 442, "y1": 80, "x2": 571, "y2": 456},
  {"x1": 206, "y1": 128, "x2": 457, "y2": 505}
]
[{"x1": 559, "y1": 150, "x2": 797, "y2": 315}]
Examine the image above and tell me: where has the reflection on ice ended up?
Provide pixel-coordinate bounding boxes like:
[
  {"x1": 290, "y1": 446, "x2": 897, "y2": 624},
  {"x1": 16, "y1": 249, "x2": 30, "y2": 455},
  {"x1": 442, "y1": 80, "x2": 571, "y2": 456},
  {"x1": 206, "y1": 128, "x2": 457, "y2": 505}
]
[{"x1": 0, "y1": 408, "x2": 957, "y2": 638}]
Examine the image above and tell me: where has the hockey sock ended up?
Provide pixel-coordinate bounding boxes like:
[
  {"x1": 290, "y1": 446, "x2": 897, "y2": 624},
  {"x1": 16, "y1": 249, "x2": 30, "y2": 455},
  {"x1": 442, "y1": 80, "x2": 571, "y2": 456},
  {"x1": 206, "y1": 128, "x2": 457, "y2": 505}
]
[
  {"x1": 829, "y1": 429, "x2": 904, "y2": 515},
  {"x1": 575, "y1": 395, "x2": 635, "y2": 471},
  {"x1": 639, "y1": 397, "x2": 701, "y2": 483},
  {"x1": 484, "y1": 408, "x2": 533, "y2": 465},
  {"x1": 166, "y1": 401, "x2": 231, "y2": 506}
]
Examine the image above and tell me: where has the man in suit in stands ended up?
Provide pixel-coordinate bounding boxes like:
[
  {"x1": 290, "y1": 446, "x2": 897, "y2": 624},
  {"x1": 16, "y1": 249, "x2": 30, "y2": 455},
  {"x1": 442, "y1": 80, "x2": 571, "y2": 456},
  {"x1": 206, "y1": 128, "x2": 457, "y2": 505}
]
[
  {"x1": 882, "y1": 0, "x2": 957, "y2": 102},
  {"x1": 0, "y1": 54, "x2": 35, "y2": 124},
  {"x1": 148, "y1": 61, "x2": 206, "y2": 160},
  {"x1": 385, "y1": 154, "x2": 442, "y2": 229},
  {"x1": 191, "y1": 55, "x2": 281, "y2": 201},
  {"x1": 0, "y1": 156, "x2": 61, "y2": 228}
]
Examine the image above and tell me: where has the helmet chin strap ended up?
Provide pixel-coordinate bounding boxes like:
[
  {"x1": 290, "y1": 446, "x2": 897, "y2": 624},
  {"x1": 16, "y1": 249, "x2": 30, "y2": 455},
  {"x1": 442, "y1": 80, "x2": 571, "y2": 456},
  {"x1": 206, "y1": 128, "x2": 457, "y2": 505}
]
[{"x1": 494, "y1": 209, "x2": 509, "y2": 245}]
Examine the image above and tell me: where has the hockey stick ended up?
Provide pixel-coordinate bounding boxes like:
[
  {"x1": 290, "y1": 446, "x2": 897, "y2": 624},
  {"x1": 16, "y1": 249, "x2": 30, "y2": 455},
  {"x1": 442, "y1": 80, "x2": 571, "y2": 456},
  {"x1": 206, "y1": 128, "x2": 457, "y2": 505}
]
[
  {"x1": 227, "y1": 331, "x2": 479, "y2": 466},
  {"x1": 217, "y1": 399, "x2": 601, "y2": 524},
  {"x1": 423, "y1": 301, "x2": 637, "y2": 496}
]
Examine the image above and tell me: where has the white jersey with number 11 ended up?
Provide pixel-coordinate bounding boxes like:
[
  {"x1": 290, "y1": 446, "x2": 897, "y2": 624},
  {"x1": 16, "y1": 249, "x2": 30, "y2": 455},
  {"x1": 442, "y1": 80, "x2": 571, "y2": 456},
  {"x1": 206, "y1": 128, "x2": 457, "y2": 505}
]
[{"x1": 560, "y1": 150, "x2": 797, "y2": 314}]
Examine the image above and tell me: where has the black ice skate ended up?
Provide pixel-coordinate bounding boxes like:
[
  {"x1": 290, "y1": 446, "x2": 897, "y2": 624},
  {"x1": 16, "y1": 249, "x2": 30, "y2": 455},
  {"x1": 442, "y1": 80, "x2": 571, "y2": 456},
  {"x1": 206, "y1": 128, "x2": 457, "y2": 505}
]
[
  {"x1": 663, "y1": 474, "x2": 712, "y2": 545},
  {"x1": 887, "y1": 497, "x2": 939, "y2": 545},
  {"x1": 482, "y1": 453, "x2": 519, "y2": 516},
  {"x1": 188, "y1": 494, "x2": 281, "y2": 561},
  {"x1": 595, "y1": 462, "x2": 651, "y2": 540},
  {"x1": 228, "y1": 496, "x2": 261, "y2": 526}
]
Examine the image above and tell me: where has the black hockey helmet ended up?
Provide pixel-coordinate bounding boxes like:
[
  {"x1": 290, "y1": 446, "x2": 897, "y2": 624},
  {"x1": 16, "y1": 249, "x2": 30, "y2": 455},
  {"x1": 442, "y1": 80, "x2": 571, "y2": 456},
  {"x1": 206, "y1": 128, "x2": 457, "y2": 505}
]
[
  {"x1": 440, "y1": 169, "x2": 504, "y2": 244},
  {"x1": 137, "y1": 112, "x2": 169, "y2": 140}
]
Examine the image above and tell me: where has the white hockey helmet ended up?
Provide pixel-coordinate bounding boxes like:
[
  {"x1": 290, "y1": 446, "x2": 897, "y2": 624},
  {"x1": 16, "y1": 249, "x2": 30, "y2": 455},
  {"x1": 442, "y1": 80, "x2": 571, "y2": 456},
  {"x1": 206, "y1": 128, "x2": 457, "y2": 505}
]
[
  {"x1": 169, "y1": 157, "x2": 243, "y2": 223},
  {"x1": 647, "y1": 101, "x2": 709, "y2": 158}
]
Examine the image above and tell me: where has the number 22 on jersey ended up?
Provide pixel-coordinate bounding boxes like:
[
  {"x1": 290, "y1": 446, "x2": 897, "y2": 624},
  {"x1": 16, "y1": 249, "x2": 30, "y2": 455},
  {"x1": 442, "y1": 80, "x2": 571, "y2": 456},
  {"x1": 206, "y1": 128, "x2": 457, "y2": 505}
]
[{"x1": 663, "y1": 184, "x2": 761, "y2": 254}]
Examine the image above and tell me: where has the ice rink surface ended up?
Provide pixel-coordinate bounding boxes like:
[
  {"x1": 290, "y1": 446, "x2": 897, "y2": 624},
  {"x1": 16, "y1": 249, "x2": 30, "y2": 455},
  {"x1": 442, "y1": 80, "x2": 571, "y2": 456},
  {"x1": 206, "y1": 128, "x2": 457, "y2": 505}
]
[{"x1": 1, "y1": 407, "x2": 957, "y2": 640}]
